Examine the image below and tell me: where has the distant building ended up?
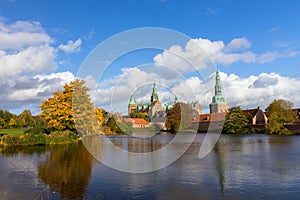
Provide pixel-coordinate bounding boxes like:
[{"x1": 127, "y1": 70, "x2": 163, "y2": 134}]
[
  {"x1": 128, "y1": 94, "x2": 137, "y2": 115},
  {"x1": 128, "y1": 83, "x2": 202, "y2": 122},
  {"x1": 209, "y1": 71, "x2": 228, "y2": 113},
  {"x1": 242, "y1": 107, "x2": 268, "y2": 125},
  {"x1": 124, "y1": 118, "x2": 150, "y2": 128}
]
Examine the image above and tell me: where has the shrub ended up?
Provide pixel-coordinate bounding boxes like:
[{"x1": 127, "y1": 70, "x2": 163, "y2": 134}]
[
  {"x1": 24, "y1": 127, "x2": 51, "y2": 135},
  {"x1": 46, "y1": 130, "x2": 78, "y2": 144},
  {"x1": 0, "y1": 130, "x2": 77, "y2": 146}
]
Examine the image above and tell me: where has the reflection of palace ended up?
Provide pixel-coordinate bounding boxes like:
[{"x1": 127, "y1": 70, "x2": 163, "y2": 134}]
[{"x1": 128, "y1": 83, "x2": 202, "y2": 122}]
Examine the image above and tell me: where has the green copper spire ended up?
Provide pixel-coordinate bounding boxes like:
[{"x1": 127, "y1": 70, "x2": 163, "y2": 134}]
[
  {"x1": 174, "y1": 95, "x2": 179, "y2": 104},
  {"x1": 151, "y1": 83, "x2": 159, "y2": 102},
  {"x1": 215, "y1": 71, "x2": 222, "y2": 96},
  {"x1": 211, "y1": 71, "x2": 226, "y2": 104},
  {"x1": 129, "y1": 94, "x2": 135, "y2": 105}
]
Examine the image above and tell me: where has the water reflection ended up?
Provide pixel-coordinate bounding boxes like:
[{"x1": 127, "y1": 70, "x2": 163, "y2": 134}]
[
  {"x1": 0, "y1": 135, "x2": 300, "y2": 199},
  {"x1": 38, "y1": 143, "x2": 93, "y2": 199}
]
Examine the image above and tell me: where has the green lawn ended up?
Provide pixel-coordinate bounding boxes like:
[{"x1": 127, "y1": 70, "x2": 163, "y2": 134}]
[{"x1": 0, "y1": 129, "x2": 25, "y2": 136}]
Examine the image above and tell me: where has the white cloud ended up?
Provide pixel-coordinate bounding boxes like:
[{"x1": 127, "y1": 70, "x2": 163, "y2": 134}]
[
  {"x1": 218, "y1": 72, "x2": 300, "y2": 110},
  {"x1": 0, "y1": 19, "x2": 79, "y2": 113},
  {"x1": 91, "y1": 66, "x2": 300, "y2": 114},
  {"x1": 0, "y1": 45, "x2": 56, "y2": 77},
  {"x1": 58, "y1": 38, "x2": 82, "y2": 53},
  {"x1": 224, "y1": 37, "x2": 251, "y2": 53},
  {"x1": 154, "y1": 37, "x2": 257, "y2": 75},
  {"x1": 154, "y1": 37, "x2": 299, "y2": 74},
  {"x1": 0, "y1": 71, "x2": 75, "y2": 113},
  {"x1": 257, "y1": 52, "x2": 278, "y2": 63},
  {"x1": 0, "y1": 20, "x2": 52, "y2": 50}
]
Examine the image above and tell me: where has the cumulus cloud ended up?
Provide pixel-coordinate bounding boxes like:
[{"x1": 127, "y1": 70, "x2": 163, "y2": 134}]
[
  {"x1": 0, "y1": 45, "x2": 56, "y2": 77},
  {"x1": 0, "y1": 19, "x2": 77, "y2": 113},
  {"x1": 91, "y1": 66, "x2": 300, "y2": 114},
  {"x1": 154, "y1": 37, "x2": 298, "y2": 74},
  {"x1": 154, "y1": 37, "x2": 257, "y2": 75},
  {"x1": 0, "y1": 20, "x2": 52, "y2": 50},
  {"x1": 0, "y1": 71, "x2": 75, "y2": 113},
  {"x1": 224, "y1": 37, "x2": 251, "y2": 53},
  {"x1": 0, "y1": 20, "x2": 57, "y2": 77},
  {"x1": 58, "y1": 38, "x2": 82, "y2": 53}
]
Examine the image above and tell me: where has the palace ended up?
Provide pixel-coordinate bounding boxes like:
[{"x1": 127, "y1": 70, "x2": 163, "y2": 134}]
[{"x1": 128, "y1": 83, "x2": 202, "y2": 122}]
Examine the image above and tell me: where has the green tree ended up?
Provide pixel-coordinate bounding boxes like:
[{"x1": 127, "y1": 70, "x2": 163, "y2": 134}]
[
  {"x1": 0, "y1": 110, "x2": 13, "y2": 128},
  {"x1": 266, "y1": 99, "x2": 295, "y2": 134},
  {"x1": 165, "y1": 103, "x2": 193, "y2": 133},
  {"x1": 130, "y1": 112, "x2": 149, "y2": 122},
  {"x1": 29, "y1": 118, "x2": 36, "y2": 127},
  {"x1": 105, "y1": 115, "x2": 124, "y2": 134},
  {"x1": 19, "y1": 118, "x2": 26, "y2": 128},
  {"x1": 19, "y1": 109, "x2": 35, "y2": 128},
  {"x1": 223, "y1": 106, "x2": 251, "y2": 134}
]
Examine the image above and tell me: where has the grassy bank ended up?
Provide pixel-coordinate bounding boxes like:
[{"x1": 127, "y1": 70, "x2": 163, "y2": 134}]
[
  {"x1": 0, "y1": 129, "x2": 25, "y2": 136},
  {"x1": 0, "y1": 130, "x2": 78, "y2": 147}
]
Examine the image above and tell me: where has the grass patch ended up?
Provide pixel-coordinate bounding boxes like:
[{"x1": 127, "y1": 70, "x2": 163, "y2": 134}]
[{"x1": 0, "y1": 129, "x2": 25, "y2": 136}]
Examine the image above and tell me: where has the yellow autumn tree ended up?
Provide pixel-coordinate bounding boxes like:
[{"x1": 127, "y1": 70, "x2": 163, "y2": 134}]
[{"x1": 40, "y1": 79, "x2": 100, "y2": 135}]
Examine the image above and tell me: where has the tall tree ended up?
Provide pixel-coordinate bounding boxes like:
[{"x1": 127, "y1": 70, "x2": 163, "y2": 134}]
[
  {"x1": 165, "y1": 103, "x2": 194, "y2": 133},
  {"x1": 223, "y1": 106, "x2": 251, "y2": 134},
  {"x1": 266, "y1": 99, "x2": 295, "y2": 134},
  {"x1": 40, "y1": 79, "x2": 97, "y2": 135},
  {"x1": 19, "y1": 110, "x2": 34, "y2": 127}
]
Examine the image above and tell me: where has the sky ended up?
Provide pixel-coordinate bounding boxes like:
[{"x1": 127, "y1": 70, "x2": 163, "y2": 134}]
[{"x1": 0, "y1": 0, "x2": 300, "y2": 115}]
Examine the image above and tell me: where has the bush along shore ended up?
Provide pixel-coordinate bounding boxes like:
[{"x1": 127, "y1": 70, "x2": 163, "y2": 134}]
[{"x1": 0, "y1": 128, "x2": 78, "y2": 147}]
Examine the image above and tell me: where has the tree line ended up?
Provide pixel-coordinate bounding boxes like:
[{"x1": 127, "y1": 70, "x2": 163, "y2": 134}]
[{"x1": 0, "y1": 109, "x2": 45, "y2": 129}]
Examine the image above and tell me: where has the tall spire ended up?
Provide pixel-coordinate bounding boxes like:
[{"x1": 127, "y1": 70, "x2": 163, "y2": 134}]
[
  {"x1": 215, "y1": 71, "x2": 223, "y2": 96},
  {"x1": 129, "y1": 94, "x2": 135, "y2": 105},
  {"x1": 211, "y1": 71, "x2": 226, "y2": 104},
  {"x1": 151, "y1": 83, "x2": 159, "y2": 102},
  {"x1": 174, "y1": 95, "x2": 179, "y2": 104},
  {"x1": 210, "y1": 70, "x2": 228, "y2": 113}
]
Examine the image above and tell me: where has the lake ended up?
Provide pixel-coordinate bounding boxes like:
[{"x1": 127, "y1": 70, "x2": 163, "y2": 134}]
[{"x1": 0, "y1": 134, "x2": 300, "y2": 199}]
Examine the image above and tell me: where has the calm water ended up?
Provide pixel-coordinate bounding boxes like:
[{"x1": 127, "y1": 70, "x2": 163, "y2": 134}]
[{"x1": 1, "y1": 134, "x2": 300, "y2": 200}]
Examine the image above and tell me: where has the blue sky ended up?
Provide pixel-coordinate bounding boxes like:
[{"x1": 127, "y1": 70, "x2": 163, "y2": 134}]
[{"x1": 0, "y1": 0, "x2": 300, "y2": 114}]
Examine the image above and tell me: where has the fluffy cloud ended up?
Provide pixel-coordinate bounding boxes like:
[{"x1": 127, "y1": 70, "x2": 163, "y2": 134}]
[
  {"x1": 0, "y1": 20, "x2": 56, "y2": 77},
  {"x1": 0, "y1": 71, "x2": 75, "y2": 113},
  {"x1": 215, "y1": 72, "x2": 300, "y2": 110},
  {"x1": 0, "y1": 45, "x2": 56, "y2": 77},
  {"x1": 154, "y1": 37, "x2": 298, "y2": 74},
  {"x1": 0, "y1": 19, "x2": 77, "y2": 114},
  {"x1": 154, "y1": 37, "x2": 257, "y2": 75},
  {"x1": 223, "y1": 37, "x2": 251, "y2": 53},
  {"x1": 92, "y1": 66, "x2": 300, "y2": 114},
  {"x1": 0, "y1": 20, "x2": 52, "y2": 50},
  {"x1": 58, "y1": 38, "x2": 82, "y2": 53}
]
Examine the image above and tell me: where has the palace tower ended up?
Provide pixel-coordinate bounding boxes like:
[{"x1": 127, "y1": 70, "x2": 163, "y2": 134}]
[{"x1": 209, "y1": 71, "x2": 228, "y2": 113}]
